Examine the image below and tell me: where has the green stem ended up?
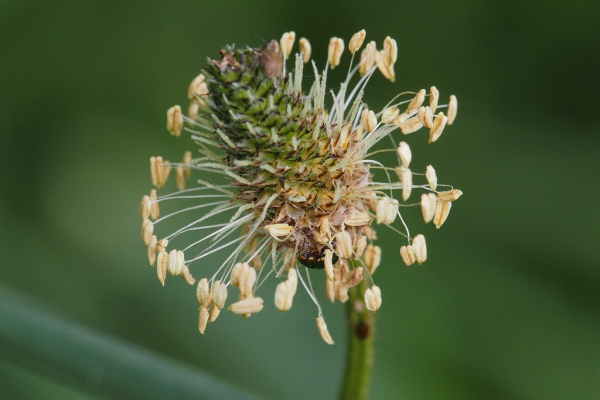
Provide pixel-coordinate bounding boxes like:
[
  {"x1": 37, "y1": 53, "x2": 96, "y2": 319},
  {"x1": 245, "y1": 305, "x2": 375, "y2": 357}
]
[{"x1": 339, "y1": 279, "x2": 375, "y2": 400}]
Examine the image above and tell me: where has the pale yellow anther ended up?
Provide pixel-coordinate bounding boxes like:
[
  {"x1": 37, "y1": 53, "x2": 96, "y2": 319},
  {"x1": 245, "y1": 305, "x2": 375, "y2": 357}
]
[
  {"x1": 188, "y1": 101, "x2": 199, "y2": 121},
  {"x1": 167, "y1": 250, "x2": 177, "y2": 275},
  {"x1": 421, "y1": 194, "x2": 435, "y2": 223},
  {"x1": 148, "y1": 235, "x2": 157, "y2": 266},
  {"x1": 383, "y1": 36, "x2": 398, "y2": 64},
  {"x1": 287, "y1": 268, "x2": 298, "y2": 296},
  {"x1": 362, "y1": 225, "x2": 377, "y2": 240},
  {"x1": 167, "y1": 105, "x2": 184, "y2": 137},
  {"x1": 448, "y1": 95, "x2": 458, "y2": 125},
  {"x1": 349, "y1": 29, "x2": 366, "y2": 54},
  {"x1": 209, "y1": 305, "x2": 221, "y2": 322},
  {"x1": 335, "y1": 230, "x2": 353, "y2": 258},
  {"x1": 150, "y1": 156, "x2": 159, "y2": 187},
  {"x1": 341, "y1": 267, "x2": 363, "y2": 289},
  {"x1": 150, "y1": 156, "x2": 171, "y2": 189},
  {"x1": 316, "y1": 316, "x2": 334, "y2": 345},
  {"x1": 264, "y1": 223, "x2": 292, "y2": 239},
  {"x1": 229, "y1": 296, "x2": 264, "y2": 315},
  {"x1": 149, "y1": 189, "x2": 159, "y2": 219},
  {"x1": 211, "y1": 281, "x2": 228, "y2": 309},
  {"x1": 437, "y1": 189, "x2": 463, "y2": 202},
  {"x1": 280, "y1": 31, "x2": 296, "y2": 60},
  {"x1": 324, "y1": 249, "x2": 334, "y2": 282},
  {"x1": 412, "y1": 234, "x2": 427, "y2": 264},
  {"x1": 156, "y1": 238, "x2": 168, "y2": 253},
  {"x1": 397, "y1": 142, "x2": 412, "y2": 168},
  {"x1": 345, "y1": 210, "x2": 371, "y2": 226},
  {"x1": 376, "y1": 197, "x2": 390, "y2": 224},
  {"x1": 156, "y1": 250, "x2": 167, "y2": 285},
  {"x1": 376, "y1": 50, "x2": 395, "y2": 82},
  {"x1": 361, "y1": 109, "x2": 377, "y2": 132},
  {"x1": 187, "y1": 74, "x2": 206, "y2": 100},
  {"x1": 326, "y1": 276, "x2": 335, "y2": 303},
  {"x1": 176, "y1": 165, "x2": 185, "y2": 191},
  {"x1": 417, "y1": 106, "x2": 434, "y2": 129},
  {"x1": 364, "y1": 245, "x2": 381, "y2": 274},
  {"x1": 381, "y1": 107, "x2": 399, "y2": 124},
  {"x1": 335, "y1": 285, "x2": 349, "y2": 303},
  {"x1": 196, "y1": 278, "x2": 213, "y2": 307},
  {"x1": 274, "y1": 280, "x2": 294, "y2": 312},
  {"x1": 241, "y1": 266, "x2": 257, "y2": 298},
  {"x1": 396, "y1": 166, "x2": 413, "y2": 201},
  {"x1": 433, "y1": 200, "x2": 452, "y2": 229},
  {"x1": 182, "y1": 151, "x2": 192, "y2": 178},
  {"x1": 359, "y1": 41, "x2": 377, "y2": 75},
  {"x1": 392, "y1": 112, "x2": 409, "y2": 127},
  {"x1": 141, "y1": 218, "x2": 154, "y2": 246},
  {"x1": 355, "y1": 236, "x2": 367, "y2": 258},
  {"x1": 298, "y1": 37, "x2": 311, "y2": 63},
  {"x1": 328, "y1": 37, "x2": 345, "y2": 69},
  {"x1": 140, "y1": 195, "x2": 151, "y2": 220},
  {"x1": 429, "y1": 112, "x2": 448, "y2": 143},
  {"x1": 429, "y1": 86, "x2": 439, "y2": 113},
  {"x1": 180, "y1": 264, "x2": 195, "y2": 285},
  {"x1": 426, "y1": 165, "x2": 437, "y2": 191},
  {"x1": 407, "y1": 90, "x2": 426, "y2": 114},
  {"x1": 364, "y1": 285, "x2": 382, "y2": 312},
  {"x1": 399, "y1": 118, "x2": 423, "y2": 135},
  {"x1": 400, "y1": 245, "x2": 416, "y2": 266},
  {"x1": 198, "y1": 306, "x2": 209, "y2": 334},
  {"x1": 231, "y1": 262, "x2": 248, "y2": 287},
  {"x1": 174, "y1": 250, "x2": 186, "y2": 276}
]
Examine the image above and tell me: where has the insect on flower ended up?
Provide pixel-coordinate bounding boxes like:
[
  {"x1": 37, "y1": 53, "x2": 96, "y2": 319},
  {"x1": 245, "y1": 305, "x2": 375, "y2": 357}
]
[{"x1": 139, "y1": 30, "x2": 462, "y2": 343}]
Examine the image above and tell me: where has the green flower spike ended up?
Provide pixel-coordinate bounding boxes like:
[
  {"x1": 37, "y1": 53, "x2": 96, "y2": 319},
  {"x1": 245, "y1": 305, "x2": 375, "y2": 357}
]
[{"x1": 139, "y1": 30, "x2": 462, "y2": 343}]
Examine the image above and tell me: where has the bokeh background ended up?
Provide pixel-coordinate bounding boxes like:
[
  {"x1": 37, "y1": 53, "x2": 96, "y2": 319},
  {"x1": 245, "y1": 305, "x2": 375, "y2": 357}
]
[{"x1": 1, "y1": 1, "x2": 599, "y2": 399}]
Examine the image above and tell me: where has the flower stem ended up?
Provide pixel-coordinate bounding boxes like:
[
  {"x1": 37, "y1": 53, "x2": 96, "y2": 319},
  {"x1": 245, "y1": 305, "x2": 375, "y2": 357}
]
[{"x1": 339, "y1": 278, "x2": 375, "y2": 400}]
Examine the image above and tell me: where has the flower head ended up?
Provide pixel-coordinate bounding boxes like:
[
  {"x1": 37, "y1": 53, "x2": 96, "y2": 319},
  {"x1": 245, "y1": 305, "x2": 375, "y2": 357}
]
[{"x1": 139, "y1": 30, "x2": 462, "y2": 343}]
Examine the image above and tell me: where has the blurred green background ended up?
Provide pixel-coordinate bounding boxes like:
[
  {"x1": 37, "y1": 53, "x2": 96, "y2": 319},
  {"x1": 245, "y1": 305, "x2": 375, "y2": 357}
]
[{"x1": 1, "y1": 1, "x2": 599, "y2": 399}]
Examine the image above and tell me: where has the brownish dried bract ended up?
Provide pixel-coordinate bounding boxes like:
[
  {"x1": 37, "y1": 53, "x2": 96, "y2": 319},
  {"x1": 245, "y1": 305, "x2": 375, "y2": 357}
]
[{"x1": 262, "y1": 40, "x2": 283, "y2": 78}]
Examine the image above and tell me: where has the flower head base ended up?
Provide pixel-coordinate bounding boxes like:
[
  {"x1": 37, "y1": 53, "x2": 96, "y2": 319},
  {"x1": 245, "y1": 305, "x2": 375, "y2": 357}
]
[{"x1": 138, "y1": 30, "x2": 462, "y2": 343}]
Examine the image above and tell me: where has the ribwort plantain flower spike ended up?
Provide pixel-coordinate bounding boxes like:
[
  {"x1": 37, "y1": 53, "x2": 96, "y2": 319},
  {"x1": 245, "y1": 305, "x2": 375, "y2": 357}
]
[{"x1": 138, "y1": 30, "x2": 463, "y2": 343}]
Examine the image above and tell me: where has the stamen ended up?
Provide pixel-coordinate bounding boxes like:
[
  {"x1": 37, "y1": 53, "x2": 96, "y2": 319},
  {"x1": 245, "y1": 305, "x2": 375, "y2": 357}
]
[
  {"x1": 299, "y1": 37, "x2": 311, "y2": 63},
  {"x1": 327, "y1": 37, "x2": 345, "y2": 69},
  {"x1": 166, "y1": 106, "x2": 183, "y2": 137},
  {"x1": 349, "y1": 29, "x2": 366, "y2": 54}
]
